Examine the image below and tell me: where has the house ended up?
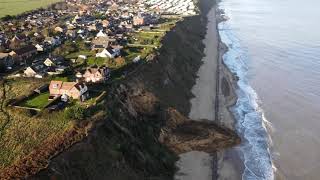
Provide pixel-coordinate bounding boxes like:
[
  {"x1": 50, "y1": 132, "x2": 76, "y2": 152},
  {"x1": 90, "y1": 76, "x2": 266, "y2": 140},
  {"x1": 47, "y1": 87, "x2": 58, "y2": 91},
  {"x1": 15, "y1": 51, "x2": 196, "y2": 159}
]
[
  {"x1": 49, "y1": 81, "x2": 89, "y2": 101},
  {"x1": 96, "y1": 30, "x2": 108, "y2": 38},
  {"x1": 43, "y1": 58, "x2": 56, "y2": 67},
  {"x1": 102, "y1": 20, "x2": 109, "y2": 28},
  {"x1": 44, "y1": 37, "x2": 61, "y2": 46},
  {"x1": 91, "y1": 36, "x2": 109, "y2": 51},
  {"x1": 47, "y1": 66, "x2": 66, "y2": 75},
  {"x1": 66, "y1": 30, "x2": 76, "y2": 38},
  {"x1": 24, "y1": 63, "x2": 47, "y2": 78},
  {"x1": 12, "y1": 34, "x2": 28, "y2": 42},
  {"x1": 9, "y1": 45, "x2": 37, "y2": 62},
  {"x1": 44, "y1": 57, "x2": 66, "y2": 74},
  {"x1": 54, "y1": 26, "x2": 64, "y2": 33},
  {"x1": 82, "y1": 67, "x2": 110, "y2": 83},
  {"x1": 10, "y1": 34, "x2": 28, "y2": 49},
  {"x1": 67, "y1": 24, "x2": 76, "y2": 30},
  {"x1": 35, "y1": 44, "x2": 44, "y2": 52},
  {"x1": 96, "y1": 47, "x2": 120, "y2": 58},
  {"x1": 0, "y1": 53, "x2": 14, "y2": 69},
  {"x1": 133, "y1": 16, "x2": 145, "y2": 26}
]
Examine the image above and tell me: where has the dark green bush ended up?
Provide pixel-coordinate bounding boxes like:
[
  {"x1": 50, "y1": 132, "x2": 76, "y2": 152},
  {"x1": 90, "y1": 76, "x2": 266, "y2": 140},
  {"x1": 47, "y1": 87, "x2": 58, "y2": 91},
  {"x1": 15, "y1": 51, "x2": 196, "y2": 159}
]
[{"x1": 64, "y1": 105, "x2": 86, "y2": 120}]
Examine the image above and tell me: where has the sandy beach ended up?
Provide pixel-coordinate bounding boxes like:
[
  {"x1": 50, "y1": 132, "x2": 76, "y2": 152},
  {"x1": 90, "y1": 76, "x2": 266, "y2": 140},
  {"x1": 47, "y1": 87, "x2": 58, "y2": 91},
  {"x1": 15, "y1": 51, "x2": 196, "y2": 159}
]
[
  {"x1": 175, "y1": 4, "x2": 242, "y2": 180},
  {"x1": 175, "y1": 7, "x2": 220, "y2": 180}
]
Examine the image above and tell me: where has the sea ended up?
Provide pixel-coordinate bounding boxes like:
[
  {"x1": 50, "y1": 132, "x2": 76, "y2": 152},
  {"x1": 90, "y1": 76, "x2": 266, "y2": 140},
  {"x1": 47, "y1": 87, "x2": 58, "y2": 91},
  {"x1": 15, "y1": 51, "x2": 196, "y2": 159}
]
[{"x1": 218, "y1": 0, "x2": 320, "y2": 179}]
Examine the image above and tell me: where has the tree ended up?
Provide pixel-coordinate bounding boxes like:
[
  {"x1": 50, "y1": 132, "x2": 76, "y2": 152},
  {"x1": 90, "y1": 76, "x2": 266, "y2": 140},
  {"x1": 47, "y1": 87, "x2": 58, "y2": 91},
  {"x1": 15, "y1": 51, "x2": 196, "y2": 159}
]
[{"x1": 115, "y1": 57, "x2": 126, "y2": 68}]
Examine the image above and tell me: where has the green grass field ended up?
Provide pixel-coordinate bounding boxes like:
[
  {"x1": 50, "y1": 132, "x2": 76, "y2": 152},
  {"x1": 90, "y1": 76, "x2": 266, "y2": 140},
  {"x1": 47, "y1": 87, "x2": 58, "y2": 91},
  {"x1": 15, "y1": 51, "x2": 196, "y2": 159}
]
[
  {"x1": 21, "y1": 92, "x2": 50, "y2": 109},
  {"x1": 0, "y1": 0, "x2": 62, "y2": 18}
]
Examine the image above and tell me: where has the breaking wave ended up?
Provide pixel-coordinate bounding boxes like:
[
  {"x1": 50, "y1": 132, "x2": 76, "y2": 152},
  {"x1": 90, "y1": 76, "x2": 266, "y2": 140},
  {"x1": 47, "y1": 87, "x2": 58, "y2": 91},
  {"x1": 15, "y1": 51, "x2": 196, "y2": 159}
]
[{"x1": 218, "y1": 18, "x2": 275, "y2": 180}]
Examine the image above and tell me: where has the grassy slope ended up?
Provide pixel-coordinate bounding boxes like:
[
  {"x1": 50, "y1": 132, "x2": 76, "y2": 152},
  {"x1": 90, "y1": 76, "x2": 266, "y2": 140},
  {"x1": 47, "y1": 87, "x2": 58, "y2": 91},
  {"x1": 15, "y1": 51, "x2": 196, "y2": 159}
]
[
  {"x1": 0, "y1": 0, "x2": 62, "y2": 18},
  {"x1": 0, "y1": 78, "x2": 72, "y2": 169}
]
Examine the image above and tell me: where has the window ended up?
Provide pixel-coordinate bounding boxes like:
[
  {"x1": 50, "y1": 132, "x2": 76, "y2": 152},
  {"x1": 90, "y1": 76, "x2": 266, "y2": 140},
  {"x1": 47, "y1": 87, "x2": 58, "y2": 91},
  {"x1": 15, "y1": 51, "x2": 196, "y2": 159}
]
[{"x1": 52, "y1": 84, "x2": 59, "y2": 88}]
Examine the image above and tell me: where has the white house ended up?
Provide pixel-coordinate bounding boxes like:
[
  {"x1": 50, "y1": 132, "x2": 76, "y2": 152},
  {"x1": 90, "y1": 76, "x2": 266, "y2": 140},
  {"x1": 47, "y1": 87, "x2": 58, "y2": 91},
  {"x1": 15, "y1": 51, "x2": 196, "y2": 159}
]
[
  {"x1": 96, "y1": 47, "x2": 120, "y2": 58},
  {"x1": 96, "y1": 30, "x2": 108, "y2": 38},
  {"x1": 44, "y1": 58, "x2": 55, "y2": 67},
  {"x1": 35, "y1": 44, "x2": 44, "y2": 52}
]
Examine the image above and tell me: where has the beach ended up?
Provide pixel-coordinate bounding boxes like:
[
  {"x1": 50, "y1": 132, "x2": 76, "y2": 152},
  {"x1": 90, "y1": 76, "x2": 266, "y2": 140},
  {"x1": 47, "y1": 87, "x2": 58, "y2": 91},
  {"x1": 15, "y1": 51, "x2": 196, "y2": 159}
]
[
  {"x1": 174, "y1": 7, "x2": 217, "y2": 180},
  {"x1": 175, "y1": 6, "x2": 240, "y2": 180}
]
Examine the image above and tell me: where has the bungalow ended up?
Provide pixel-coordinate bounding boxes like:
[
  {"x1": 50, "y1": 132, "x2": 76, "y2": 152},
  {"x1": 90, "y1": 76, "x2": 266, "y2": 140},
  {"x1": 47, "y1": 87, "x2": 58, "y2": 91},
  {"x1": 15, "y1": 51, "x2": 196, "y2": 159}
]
[
  {"x1": 49, "y1": 81, "x2": 89, "y2": 101},
  {"x1": 82, "y1": 67, "x2": 110, "y2": 83},
  {"x1": 96, "y1": 47, "x2": 120, "y2": 58},
  {"x1": 9, "y1": 45, "x2": 37, "y2": 62}
]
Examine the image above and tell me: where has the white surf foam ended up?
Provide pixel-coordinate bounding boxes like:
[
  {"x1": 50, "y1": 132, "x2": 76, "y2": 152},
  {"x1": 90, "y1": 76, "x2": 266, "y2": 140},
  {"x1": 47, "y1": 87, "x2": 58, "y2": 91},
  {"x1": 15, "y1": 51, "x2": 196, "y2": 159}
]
[{"x1": 218, "y1": 17, "x2": 275, "y2": 180}]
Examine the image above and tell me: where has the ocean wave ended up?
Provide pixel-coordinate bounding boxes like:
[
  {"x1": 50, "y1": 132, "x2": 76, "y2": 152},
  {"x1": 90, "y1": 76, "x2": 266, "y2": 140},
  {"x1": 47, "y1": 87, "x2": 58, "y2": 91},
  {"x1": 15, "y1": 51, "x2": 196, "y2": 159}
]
[{"x1": 218, "y1": 19, "x2": 275, "y2": 180}]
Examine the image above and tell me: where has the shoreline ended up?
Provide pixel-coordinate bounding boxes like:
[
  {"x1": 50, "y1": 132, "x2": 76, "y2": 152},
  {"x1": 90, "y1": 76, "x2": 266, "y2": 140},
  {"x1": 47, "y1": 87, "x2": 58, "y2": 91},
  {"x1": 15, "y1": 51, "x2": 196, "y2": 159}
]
[
  {"x1": 215, "y1": 6, "x2": 244, "y2": 180},
  {"x1": 175, "y1": 3, "x2": 242, "y2": 179},
  {"x1": 215, "y1": 5, "x2": 244, "y2": 180}
]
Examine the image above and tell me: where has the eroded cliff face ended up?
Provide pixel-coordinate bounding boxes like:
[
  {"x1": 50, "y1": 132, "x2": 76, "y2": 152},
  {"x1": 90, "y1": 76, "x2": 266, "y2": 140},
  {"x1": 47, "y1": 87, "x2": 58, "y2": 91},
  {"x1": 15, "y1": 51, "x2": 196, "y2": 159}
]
[{"x1": 29, "y1": 1, "x2": 240, "y2": 179}]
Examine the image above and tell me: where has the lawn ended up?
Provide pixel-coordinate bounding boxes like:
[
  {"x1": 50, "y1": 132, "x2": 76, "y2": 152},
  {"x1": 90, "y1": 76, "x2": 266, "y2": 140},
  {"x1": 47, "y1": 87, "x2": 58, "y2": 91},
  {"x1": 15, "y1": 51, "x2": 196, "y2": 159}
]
[
  {"x1": 52, "y1": 76, "x2": 70, "y2": 82},
  {"x1": 64, "y1": 50, "x2": 95, "y2": 59},
  {"x1": 123, "y1": 47, "x2": 143, "y2": 60},
  {"x1": 87, "y1": 57, "x2": 108, "y2": 66},
  {"x1": 130, "y1": 31, "x2": 164, "y2": 46},
  {"x1": 21, "y1": 92, "x2": 50, "y2": 109},
  {"x1": 0, "y1": 0, "x2": 62, "y2": 18}
]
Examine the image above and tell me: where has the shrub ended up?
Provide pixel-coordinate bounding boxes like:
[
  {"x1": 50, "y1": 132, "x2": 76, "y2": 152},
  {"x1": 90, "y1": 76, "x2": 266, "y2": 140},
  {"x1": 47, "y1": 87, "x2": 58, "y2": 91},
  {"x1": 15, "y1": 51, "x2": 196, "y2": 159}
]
[{"x1": 64, "y1": 105, "x2": 86, "y2": 120}]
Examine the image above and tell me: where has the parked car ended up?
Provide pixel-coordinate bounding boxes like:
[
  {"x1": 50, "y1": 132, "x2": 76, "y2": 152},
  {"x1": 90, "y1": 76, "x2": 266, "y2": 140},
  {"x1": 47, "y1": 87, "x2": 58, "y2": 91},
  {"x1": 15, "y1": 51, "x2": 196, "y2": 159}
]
[{"x1": 48, "y1": 101, "x2": 66, "y2": 112}]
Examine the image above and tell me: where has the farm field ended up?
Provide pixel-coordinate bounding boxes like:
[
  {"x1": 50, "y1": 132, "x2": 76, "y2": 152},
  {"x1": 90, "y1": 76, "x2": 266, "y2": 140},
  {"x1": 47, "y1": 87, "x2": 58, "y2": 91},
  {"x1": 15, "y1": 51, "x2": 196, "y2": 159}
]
[{"x1": 0, "y1": 0, "x2": 62, "y2": 18}]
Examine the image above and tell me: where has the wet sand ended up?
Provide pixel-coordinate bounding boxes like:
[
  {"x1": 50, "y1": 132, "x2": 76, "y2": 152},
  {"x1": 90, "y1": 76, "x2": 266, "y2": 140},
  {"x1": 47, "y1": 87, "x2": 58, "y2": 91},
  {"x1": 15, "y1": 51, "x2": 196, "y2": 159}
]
[
  {"x1": 216, "y1": 21, "x2": 243, "y2": 180},
  {"x1": 175, "y1": 5, "x2": 242, "y2": 180}
]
